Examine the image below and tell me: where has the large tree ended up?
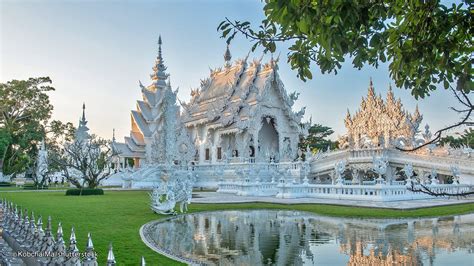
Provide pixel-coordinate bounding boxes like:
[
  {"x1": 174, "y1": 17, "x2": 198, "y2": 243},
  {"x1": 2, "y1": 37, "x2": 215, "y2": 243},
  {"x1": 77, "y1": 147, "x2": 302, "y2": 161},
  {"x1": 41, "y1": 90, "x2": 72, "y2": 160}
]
[
  {"x1": 0, "y1": 77, "x2": 54, "y2": 175},
  {"x1": 299, "y1": 124, "x2": 338, "y2": 152},
  {"x1": 219, "y1": 0, "x2": 472, "y2": 149},
  {"x1": 50, "y1": 135, "x2": 115, "y2": 189}
]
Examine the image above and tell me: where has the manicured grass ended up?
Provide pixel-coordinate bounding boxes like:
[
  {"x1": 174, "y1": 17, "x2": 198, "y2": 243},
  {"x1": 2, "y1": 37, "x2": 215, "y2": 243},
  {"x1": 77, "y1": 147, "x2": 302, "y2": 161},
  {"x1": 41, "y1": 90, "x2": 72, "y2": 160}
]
[
  {"x1": 1, "y1": 190, "x2": 473, "y2": 265},
  {"x1": 0, "y1": 186, "x2": 69, "y2": 191}
]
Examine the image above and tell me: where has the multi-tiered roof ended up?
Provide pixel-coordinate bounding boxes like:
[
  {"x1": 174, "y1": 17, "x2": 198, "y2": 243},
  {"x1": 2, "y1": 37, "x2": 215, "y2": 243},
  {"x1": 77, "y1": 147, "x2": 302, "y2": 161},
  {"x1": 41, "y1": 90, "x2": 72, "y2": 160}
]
[
  {"x1": 344, "y1": 80, "x2": 423, "y2": 147},
  {"x1": 181, "y1": 51, "x2": 306, "y2": 134},
  {"x1": 114, "y1": 36, "x2": 178, "y2": 161}
]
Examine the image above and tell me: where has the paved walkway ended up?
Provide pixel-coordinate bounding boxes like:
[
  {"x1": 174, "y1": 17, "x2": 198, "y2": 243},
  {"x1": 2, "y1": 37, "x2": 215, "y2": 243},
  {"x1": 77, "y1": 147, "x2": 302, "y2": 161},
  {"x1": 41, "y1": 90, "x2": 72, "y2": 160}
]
[{"x1": 191, "y1": 192, "x2": 474, "y2": 210}]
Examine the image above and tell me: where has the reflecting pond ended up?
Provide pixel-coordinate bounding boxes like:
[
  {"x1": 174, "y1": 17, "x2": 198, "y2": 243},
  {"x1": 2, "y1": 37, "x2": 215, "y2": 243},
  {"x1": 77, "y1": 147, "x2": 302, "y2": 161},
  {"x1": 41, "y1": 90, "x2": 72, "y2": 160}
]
[{"x1": 141, "y1": 210, "x2": 474, "y2": 265}]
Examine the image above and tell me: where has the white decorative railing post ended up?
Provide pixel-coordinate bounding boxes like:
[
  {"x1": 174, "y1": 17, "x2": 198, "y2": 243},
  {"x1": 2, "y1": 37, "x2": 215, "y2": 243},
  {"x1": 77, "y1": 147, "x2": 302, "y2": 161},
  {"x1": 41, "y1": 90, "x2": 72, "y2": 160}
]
[
  {"x1": 32, "y1": 216, "x2": 44, "y2": 252},
  {"x1": 66, "y1": 227, "x2": 81, "y2": 265},
  {"x1": 25, "y1": 211, "x2": 36, "y2": 249},
  {"x1": 4, "y1": 200, "x2": 170, "y2": 264},
  {"x1": 83, "y1": 233, "x2": 98, "y2": 266},
  {"x1": 38, "y1": 216, "x2": 55, "y2": 264},
  {"x1": 17, "y1": 209, "x2": 28, "y2": 245},
  {"x1": 51, "y1": 222, "x2": 67, "y2": 264},
  {"x1": 106, "y1": 243, "x2": 116, "y2": 266}
]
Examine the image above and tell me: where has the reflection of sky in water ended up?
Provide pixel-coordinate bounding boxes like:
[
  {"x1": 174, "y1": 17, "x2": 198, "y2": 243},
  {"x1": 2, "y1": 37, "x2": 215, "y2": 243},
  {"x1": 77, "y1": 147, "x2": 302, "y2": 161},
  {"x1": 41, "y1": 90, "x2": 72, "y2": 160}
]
[{"x1": 142, "y1": 211, "x2": 474, "y2": 265}]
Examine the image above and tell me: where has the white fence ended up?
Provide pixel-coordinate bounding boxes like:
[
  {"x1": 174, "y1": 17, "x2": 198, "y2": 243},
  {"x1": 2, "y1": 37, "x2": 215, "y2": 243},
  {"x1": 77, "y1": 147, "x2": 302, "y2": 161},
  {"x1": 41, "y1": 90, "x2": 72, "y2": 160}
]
[{"x1": 217, "y1": 181, "x2": 472, "y2": 202}]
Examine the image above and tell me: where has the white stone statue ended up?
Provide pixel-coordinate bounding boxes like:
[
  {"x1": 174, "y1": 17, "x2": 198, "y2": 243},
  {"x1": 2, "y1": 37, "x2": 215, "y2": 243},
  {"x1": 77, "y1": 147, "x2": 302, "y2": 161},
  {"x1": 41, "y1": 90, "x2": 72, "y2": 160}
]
[
  {"x1": 372, "y1": 156, "x2": 388, "y2": 184},
  {"x1": 429, "y1": 168, "x2": 439, "y2": 185},
  {"x1": 149, "y1": 169, "x2": 195, "y2": 215},
  {"x1": 403, "y1": 164, "x2": 414, "y2": 186},
  {"x1": 35, "y1": 140, "x2": 49, "y2": 185},
  {"x1": 351, "y1": 167, "x2": 360, "y2": 185},
  {"x1": 150, "y1": 188, "x2": 177, "y2": 215},
  {"x1": 304, "y1": 145, "x2": 312, "y2": 162},
  {"x1": 450, "y1": 165, "x2": 460, "y2": 184},
  {"x1": 334, "y1": 160, "x2": 346, "y2": 185}
]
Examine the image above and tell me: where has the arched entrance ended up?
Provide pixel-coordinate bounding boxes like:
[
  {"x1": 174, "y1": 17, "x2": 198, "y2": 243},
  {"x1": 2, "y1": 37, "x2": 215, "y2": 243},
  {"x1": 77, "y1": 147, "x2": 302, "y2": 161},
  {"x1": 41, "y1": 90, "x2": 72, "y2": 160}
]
[{"x1": 258, "y1": 116, "x2": 279, "y2": 161}]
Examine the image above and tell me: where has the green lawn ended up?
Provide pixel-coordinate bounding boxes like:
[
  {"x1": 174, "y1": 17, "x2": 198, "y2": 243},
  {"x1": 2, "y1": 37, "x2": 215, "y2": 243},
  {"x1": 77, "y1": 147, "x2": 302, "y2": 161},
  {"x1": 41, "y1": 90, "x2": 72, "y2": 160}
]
[
  {"x1": 0, "y1": 186, "x2": 69, "y2": 191},
  {"x1": 1, "y1": 190, "x2": 473, "y2": 265}
]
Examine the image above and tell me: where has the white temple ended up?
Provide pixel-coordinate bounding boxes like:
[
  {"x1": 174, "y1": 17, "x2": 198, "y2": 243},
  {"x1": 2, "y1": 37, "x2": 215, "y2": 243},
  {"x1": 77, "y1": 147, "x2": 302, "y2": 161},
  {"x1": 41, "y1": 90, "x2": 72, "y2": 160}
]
[
  {"x1": 113, "y1": 37, "x2": 308, "y2": 168},
  {"x1": 108, "y1": 36, "x2": 473, "y2": 201}
]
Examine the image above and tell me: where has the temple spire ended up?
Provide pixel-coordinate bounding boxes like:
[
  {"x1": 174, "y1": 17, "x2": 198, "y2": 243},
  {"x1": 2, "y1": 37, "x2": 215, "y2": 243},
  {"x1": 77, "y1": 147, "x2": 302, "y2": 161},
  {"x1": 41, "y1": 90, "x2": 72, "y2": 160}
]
[
  {"x1": 158, "y1": 35, "x2": 162, "y2": 61},
  {"x1": 75, "y1": 103, "x2": 90, "y2": 141},
  {"x1": 224, "y1": 44, "x2": 232, "y2": 67},
  {"x1": 149, "y1": 35, "x2": 168, "y2": 90},
  {"x1": 367, "y1": 78, "x2": 375, "y2": 99},
  {"x1": 81, "y1": 103, "x2": 86, "y2": 122}
]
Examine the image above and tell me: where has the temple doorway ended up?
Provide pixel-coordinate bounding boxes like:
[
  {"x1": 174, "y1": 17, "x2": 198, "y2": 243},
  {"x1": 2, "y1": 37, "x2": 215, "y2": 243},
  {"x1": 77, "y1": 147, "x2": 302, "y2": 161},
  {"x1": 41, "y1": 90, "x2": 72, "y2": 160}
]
[{"x1": 258, "y1": 116, "x2": 279, "y2": 160}]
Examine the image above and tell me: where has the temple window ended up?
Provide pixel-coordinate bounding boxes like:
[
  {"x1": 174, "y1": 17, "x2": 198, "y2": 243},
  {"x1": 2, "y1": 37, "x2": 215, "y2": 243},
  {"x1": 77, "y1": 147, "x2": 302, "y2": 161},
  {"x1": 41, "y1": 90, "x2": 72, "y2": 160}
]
[
  {"x1": 205, "y1": 148, "x2": 210, "y2": 161},
  {"x1": 249, "y1": 146, "x2": 255, "y2": 157},
  {"x1": 217, "y1": 147, "x2": 222, "y2": 160}
]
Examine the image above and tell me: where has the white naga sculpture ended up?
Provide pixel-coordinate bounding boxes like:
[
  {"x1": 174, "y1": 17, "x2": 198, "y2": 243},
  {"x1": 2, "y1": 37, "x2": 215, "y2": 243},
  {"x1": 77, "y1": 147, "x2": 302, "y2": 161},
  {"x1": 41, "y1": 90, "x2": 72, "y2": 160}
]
[{"x1": 149, "y1": 170, "x2": 195, "y2": 215}]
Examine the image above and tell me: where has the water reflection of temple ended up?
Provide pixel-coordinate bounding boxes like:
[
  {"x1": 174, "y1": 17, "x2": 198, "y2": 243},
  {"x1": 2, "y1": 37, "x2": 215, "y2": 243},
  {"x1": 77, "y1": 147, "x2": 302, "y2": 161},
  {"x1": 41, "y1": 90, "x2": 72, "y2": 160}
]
[
  {"x1": 338, "y1": 215, "x2": 473, "y2": 266},
  {"x1": 144, "y1": 211, "x2": 474, "y2": 265}
]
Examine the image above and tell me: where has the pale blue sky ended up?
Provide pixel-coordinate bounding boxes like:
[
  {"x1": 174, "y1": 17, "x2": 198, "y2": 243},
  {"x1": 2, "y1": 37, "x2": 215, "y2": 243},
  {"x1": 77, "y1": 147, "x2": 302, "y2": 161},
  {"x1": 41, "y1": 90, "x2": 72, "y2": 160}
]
[{"x1": 0, "y1": 0, "x2": 463, "y2": 140}]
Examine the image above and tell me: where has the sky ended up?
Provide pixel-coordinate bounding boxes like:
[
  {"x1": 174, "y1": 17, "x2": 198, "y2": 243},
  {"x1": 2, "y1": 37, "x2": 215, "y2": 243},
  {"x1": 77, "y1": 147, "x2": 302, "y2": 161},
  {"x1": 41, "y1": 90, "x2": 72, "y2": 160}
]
[{"x1": 0, "y1": 0, "x2": 465, "y2": 141}]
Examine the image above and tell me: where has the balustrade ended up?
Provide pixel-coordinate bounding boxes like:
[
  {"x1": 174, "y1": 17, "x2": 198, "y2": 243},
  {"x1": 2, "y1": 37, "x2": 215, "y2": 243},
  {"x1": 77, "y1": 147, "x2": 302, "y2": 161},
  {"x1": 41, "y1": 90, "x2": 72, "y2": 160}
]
[{"x1": 218, "y1": 179, "x2": 472, "y2": 202}]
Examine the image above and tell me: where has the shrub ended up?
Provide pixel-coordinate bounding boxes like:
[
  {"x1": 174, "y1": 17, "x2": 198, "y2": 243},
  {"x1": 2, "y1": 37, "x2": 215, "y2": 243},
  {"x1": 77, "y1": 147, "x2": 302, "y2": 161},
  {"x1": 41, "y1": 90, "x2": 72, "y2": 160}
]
[
  {"x1": 0, "y1": 182, "x2": 13, "y2": 187},
  {"x1": 65, "y1": 188, "x2": 104, "y2": 196},
  {"x1": 23, "y1": 184, "x2": 48, "y2": 190}
]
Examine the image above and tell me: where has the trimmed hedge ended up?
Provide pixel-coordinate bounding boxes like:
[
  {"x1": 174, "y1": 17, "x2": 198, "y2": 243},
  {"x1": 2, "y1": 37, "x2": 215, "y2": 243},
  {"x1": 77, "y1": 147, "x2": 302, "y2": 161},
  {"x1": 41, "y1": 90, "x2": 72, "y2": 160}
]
[
  {"x1": 23, "y1": 184, "x2": 48, "y2": 190},
  {"x1": 65, "y1": 188, "x2": 104, "y2": 196},
  {"x1": 0, "y1": 182, "x2": 13, "y2": 187}
]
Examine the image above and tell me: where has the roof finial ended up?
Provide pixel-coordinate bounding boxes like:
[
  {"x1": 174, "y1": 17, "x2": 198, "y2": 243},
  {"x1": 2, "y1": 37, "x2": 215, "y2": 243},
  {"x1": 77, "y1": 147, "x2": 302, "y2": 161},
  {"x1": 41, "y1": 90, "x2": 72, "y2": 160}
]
[
  {"x1": 112, "y1": 128, "x2": 116, "y2": 142},
  {"x1": 81, "y1": 102, "x2": 86, "y2": 122},
  {"x1": 158, "y1": 35, "x2": 162, "y2": 60},
  {"x1": 369, "y1": 77, "x2": 373, "y2": 88},
  {"x1": 224, "y1": 44, "x2": 232, "y2": 66}
]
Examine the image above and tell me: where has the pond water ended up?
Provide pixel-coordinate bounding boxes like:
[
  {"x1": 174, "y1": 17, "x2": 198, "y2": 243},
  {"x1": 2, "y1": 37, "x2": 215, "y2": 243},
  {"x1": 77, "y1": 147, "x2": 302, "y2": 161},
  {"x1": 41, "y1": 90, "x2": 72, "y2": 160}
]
[{"x1": 141, "y1": 210, "x2": 474, "y2": 265}]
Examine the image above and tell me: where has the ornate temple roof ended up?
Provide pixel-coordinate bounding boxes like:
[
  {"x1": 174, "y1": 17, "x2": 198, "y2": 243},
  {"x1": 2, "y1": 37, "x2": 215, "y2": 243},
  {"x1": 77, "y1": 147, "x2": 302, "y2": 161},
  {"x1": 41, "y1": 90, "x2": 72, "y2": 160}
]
[
  {"x1": 181, "y1": 51, "x2": 304, "y2": 132},
  {"x1": 119, "y1": 35, "x2": 174, "y2": 155},
  {"x1": 343, "y1": 79, "x2": 423, "y2": 147}
]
